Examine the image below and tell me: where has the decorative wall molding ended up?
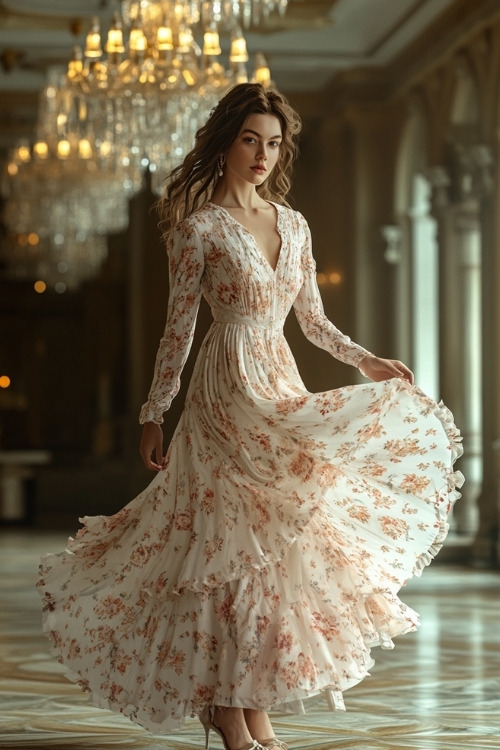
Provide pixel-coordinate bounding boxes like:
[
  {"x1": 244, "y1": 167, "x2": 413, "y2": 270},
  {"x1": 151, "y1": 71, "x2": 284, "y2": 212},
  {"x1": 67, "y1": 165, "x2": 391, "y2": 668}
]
[
  {"x1": 381, "y1": 224, "x2": 403, "y2": 264},
  {"x1": 426, "y1": 165, "x2": 451, "y2": 209}
]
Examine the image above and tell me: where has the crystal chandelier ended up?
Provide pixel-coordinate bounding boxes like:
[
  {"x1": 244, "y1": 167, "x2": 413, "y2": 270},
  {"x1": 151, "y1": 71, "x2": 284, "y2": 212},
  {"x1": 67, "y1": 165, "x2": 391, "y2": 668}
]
[
  {"x1": 2, "y1": 69, "x2": 138, "y2": 290},
  {"x1": 1, "y1": 0, "x2": 285, "y2": 288},
  {"x1": 67, "y1": 0, "x2": 280, "y2": 194}
]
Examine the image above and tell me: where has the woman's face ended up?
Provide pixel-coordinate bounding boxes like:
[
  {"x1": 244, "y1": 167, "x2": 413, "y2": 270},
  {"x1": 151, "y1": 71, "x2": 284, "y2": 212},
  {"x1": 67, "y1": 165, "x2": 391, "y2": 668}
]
[{"x1": 224, "y1": 113, "x2": 282, "y2": 186}]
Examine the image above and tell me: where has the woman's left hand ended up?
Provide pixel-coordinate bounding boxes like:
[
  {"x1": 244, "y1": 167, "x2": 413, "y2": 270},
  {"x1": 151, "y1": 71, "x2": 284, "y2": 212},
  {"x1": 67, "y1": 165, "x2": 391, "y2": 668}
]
[{"x1": 358, "y1": 354, "x2": 414, "y2": 385}]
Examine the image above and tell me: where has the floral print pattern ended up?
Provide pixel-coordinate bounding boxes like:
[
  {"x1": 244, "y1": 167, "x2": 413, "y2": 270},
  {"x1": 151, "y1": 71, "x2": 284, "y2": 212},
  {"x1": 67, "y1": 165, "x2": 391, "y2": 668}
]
[{"x1": 38, "y1": 202, "x2": 463, "y2": 735}]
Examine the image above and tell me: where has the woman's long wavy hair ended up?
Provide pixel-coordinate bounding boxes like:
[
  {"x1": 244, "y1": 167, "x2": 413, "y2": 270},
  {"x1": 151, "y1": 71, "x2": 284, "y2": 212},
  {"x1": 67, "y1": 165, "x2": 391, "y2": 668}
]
[{"x1": 157, "y1": 82, "x2": 302, "y2": 238}]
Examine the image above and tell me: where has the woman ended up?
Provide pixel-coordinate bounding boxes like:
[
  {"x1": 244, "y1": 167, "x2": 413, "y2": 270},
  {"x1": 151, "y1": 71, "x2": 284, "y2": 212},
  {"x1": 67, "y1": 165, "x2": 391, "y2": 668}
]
[{"x1": 39, "y1": 83, "x2": 463, "y2": 750}]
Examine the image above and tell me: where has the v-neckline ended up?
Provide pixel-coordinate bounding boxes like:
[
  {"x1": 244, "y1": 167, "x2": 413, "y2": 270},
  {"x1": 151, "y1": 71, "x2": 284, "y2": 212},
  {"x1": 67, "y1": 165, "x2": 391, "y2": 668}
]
[{"x1": 208, "y1": 201, "x2": 283, "y2": 274}]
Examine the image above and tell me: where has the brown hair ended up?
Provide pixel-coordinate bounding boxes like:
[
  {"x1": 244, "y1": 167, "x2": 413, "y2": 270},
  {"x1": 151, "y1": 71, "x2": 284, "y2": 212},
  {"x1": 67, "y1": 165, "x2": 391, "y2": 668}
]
[{"x1": 157, "y1": 82, "x2": 302, "y2": 237}]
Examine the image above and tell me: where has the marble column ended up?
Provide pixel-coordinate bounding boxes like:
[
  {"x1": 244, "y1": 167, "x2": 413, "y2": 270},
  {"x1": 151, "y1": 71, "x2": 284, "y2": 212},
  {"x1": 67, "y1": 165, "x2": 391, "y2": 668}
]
[
  {"x1": 381, "y1": 224, "x2": 411, "y2": 365},
  {"x1": 470, "y1": 143, "x2": 500, "y2": 566},
  {"x1": 427, "y1": 166, "x2": 478, "y2": 536},
  {"x1": 451, "y1": 204, "x2": 482, "y2": 535},
  {"x1": 427, "y1": 166, "x2": 459, "y2": 415},
  {"x1": 443, "y1": 140, "x2": 496, "y2": 550},
  {"x1": 408, "y1": 175, "x2": 440, "y2": 400}
]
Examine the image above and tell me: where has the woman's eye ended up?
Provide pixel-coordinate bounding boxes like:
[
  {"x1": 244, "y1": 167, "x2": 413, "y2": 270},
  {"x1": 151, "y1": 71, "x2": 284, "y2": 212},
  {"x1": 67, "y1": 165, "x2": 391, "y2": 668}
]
[{"x1": 269, "y1": 141, "x2": 281, "y2": 148}]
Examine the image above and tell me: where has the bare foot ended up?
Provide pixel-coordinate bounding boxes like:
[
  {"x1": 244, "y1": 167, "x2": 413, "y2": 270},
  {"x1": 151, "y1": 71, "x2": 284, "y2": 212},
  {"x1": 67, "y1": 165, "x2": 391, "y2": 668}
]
[
  {"x1": 214, "y1": 706, "x2": 254, "y2": 749},
  {"x1": 243, "y1": 709, "x2": 275, "y2": 742}
]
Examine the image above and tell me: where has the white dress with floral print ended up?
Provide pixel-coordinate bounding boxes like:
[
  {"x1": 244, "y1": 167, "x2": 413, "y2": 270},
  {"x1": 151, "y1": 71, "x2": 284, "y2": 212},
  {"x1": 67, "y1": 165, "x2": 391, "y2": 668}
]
[{"x1": 38, "y1": 202, "x2": 463, "y2": 734}]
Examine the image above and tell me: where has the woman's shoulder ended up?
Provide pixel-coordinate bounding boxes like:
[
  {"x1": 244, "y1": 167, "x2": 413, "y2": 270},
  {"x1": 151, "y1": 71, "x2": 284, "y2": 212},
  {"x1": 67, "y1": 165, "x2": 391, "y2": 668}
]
[
  {"x1": 273, "y1": 201, "x2": 304, "y2": 217},
  {"x1": 170, "y1": 203, "x2": 220, "y2": 239},
  {"x1": 273, "y1": 202, "x2": 309, "y2": 232}
]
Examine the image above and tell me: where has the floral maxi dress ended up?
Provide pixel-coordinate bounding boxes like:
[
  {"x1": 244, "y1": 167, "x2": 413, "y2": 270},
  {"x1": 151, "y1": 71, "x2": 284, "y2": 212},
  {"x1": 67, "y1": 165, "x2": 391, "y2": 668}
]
[{"x1": 38, "y1": 202, "x2": 463, "y2": 734}]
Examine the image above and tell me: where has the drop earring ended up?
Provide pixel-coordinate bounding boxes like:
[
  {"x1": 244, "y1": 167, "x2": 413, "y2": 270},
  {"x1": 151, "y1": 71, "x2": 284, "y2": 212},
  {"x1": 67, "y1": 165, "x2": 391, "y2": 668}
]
[{"x1": 217, "y1": 154, "x2": 225, "y2": 177}]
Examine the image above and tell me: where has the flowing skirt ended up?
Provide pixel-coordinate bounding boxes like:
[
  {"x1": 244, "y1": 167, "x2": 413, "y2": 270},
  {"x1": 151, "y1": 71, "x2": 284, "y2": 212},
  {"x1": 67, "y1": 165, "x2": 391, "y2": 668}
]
[{"x1": 38, "y1": 327, "x2": 463, "y2": 734}]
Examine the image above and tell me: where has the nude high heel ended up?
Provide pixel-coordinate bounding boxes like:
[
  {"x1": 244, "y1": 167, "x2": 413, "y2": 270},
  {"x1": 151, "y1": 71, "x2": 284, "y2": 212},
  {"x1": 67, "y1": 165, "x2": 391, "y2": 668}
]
[
  {"x1": 260, "y1": 740, "x2": 288, "y2": 750},
  {"x1": 198, "y1": 707, "x2": 266, "y2": 750}
]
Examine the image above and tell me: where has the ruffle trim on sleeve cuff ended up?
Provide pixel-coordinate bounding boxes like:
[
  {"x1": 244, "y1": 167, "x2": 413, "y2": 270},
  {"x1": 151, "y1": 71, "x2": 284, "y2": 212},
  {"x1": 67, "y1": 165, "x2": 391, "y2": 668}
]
[{"x1": 138, "y1": 401, "x2": 169, "y2": 425}]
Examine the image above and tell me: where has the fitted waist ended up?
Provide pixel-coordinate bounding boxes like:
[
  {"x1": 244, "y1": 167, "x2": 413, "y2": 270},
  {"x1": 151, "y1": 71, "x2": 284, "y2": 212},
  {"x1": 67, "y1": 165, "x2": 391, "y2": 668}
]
[{"x1": 211, "y1": 309, "x2": 283, "y2": 331}]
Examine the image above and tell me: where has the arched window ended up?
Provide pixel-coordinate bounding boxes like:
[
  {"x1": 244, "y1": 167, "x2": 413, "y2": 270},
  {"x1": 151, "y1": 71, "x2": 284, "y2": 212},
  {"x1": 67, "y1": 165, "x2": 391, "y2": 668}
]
[
  {"x1": 445, "y1": 65, "x2": 482, "y2": 535},
  {"x1": 410, "y1": 173, "x2": 439, "y2": 400},
  {"x1": 393, "y1": 105, "x2": 439, "y2": 399},
  {"x1": 393, "y1": 75, "x2": 483, "y2": 538}
]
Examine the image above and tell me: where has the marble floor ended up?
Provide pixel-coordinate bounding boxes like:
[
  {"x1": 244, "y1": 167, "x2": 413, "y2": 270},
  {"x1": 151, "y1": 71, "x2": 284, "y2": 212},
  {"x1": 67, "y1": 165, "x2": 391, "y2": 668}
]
[{"x1": 1, "y1": 530, "x2": 499, "y2": 750}]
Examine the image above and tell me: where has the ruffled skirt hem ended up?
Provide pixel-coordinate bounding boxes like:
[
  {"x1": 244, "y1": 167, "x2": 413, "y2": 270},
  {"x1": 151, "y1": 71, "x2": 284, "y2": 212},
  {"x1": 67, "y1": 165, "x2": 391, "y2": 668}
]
[{"x1": 37, "y1": 381, "x2": 463, "y2": 735}]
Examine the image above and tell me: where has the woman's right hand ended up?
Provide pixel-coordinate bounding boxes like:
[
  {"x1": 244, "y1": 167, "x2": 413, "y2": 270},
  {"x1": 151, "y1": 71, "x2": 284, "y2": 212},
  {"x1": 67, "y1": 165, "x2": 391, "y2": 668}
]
[{"x1": 140, "y1": 421, "x2": 165, "y2": 471}]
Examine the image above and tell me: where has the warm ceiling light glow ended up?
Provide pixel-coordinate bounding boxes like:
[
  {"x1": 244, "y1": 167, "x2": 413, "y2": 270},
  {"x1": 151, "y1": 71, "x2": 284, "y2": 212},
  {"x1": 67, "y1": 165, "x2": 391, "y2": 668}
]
[
  {"x1": 156, "y1": 25, "x2": 173, "y2": 51},
  {"x1": 33, "y1": 141, "x2": 49, "y2": 159},
  {"x1": 78, "y1": 138, "x2": 93, "y2": 159},
  {"x1": 204, "y1": 27, "x2": 222, "y2": 56},
  {"x1": 317, "y1": 271, "x2": 342, "y2": 286},
  {"x1": 28, "y1": 232, "x2": 39, "y2": 246},
  {"x1": 99, "y1": 140, "x2": 112, "y2": 157},
  {"x1": 173, "y1": 3, "x2": 184, "y2": 23},
  {"x1": 17, "y1": 144, "x2": 31, "y2": 163},
  {"x1": 84, "y1": 17, "x2": 103, "y2": 58},
  {"x1": 57, "y1": 139, "x2": 71, "y2": 159},
  {"x1": 230, "y1": 32, "x2": 248, "y2": 63},
  {"x1": 182, "y1": 69, "x2": 196, "y2": 86},
  {"x1": 178, "y1": 28, "x2": 194, "y2": 52},
  {"x1": 106, "y1": 17, "x2": 125, "y2": 55},
  {"x1": 0, "y1": 375, "x2": 11, "y2": 389},
  {"x1": 253, "y1": 53, "x2": 272, "y2": 87},
  {"x1": 34, "y1": 280, "x2": 47, "y2": 293},
  {"x1": 67, "y1": 48, "x2": 83, "y2": 79},
  {"x1": 129, "y1": 26, "x2": 147, "y2": 52}
]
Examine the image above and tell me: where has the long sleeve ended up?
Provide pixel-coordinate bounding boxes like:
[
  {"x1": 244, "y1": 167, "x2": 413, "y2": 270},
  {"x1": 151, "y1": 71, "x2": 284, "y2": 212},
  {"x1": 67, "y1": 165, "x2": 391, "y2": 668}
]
[
  {"x1": 292, "y1": 216, "x2": 370, "y2": 368},
  {"x1": 139, "y1": 220, "x2": 205, "y2": 424}
]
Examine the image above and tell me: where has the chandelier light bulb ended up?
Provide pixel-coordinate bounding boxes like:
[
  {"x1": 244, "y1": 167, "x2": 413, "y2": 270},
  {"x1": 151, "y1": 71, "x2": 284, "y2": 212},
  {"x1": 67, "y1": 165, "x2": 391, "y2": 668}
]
[
  {"x1": 99, "y1": 141, "x2": 112, "y2": 158},
  {"x1": 173, "y1": 3, "x2": 185, "y2": 23},
  {"x1": 57, "y1": 139, "x2": 71, "y2": 159},
  {"x1": 129, "y1": 24, "x2": 148, "y2": 53},
  {"x1": 16, "y1": 143, "x2": 31, "y2": 163},
  {"x1": 84, "y1": 17, "x2": 103, "y2": 58},
  {"x1": 78, "y1": 138, "x2": 93, "y2": 160},
  {"x1": 234, "y1": 61, "x2": 249, "y2": 84},
  {"x1": 252, "y1": 53, "x2": 272, "y2": 87},
  {"x1": 178, "y1": 26, "x2": 195, "y2": 53},
  {"x1": 230, "y1": 30, "x2": 249, "y2": 63},
  {"x1": 203, "y1": 25, "x2": 222, "y2": 56},
  {"x1": 106, "y1": 15, "x2": 125, "y2": 55},
  {"x1": 182, "y1": 68, "x2": 197, "y2": 86},
  {"x1": 33, "y1": 141, "x2": 49, "y2": 160},
  {"x1": 67, "y1": 47, "x2": 84, "y2": 80},
  {"x1": 156, "y1": 24, "x2": 174, "y2": 51}
]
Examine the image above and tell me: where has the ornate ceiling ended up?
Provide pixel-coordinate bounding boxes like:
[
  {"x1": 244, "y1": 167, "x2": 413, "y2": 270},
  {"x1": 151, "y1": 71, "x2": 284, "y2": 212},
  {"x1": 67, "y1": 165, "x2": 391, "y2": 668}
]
[{"x1": 0, "y1": 0, "x2": 456, "y2": 146}]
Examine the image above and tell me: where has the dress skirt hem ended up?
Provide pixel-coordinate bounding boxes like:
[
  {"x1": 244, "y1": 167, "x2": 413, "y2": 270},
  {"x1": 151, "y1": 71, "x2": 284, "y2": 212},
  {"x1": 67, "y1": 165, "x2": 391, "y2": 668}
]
[{"x1": 38, "y1": 381, "x2": 463, "y2": 735}]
